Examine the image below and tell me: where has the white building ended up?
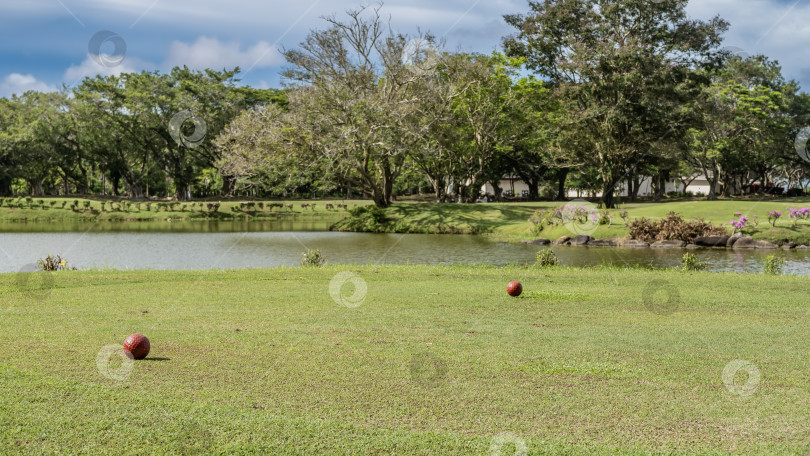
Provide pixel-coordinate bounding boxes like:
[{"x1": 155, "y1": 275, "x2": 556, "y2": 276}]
[{"x1": 481, "y1": 174, "x2": 718, "y2": 198}]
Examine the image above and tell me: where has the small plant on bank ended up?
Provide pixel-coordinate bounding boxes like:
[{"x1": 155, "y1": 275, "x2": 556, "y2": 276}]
[
  {"x1": 535, "y1": 248, "x2": 559, "y2": 267},
  {"x1": 301, "y1": 249, "x2": 326, "y2": 267},
  {"x1": 764, "y1": 255, "x2": 787, "y2": 275},
  {"x1": 37, "y1": 254, "x2": 77, "y2": 271},
  {"x1": 528, "y1": 209, "x2": 558, "y2": 235},
  {"x1": 787, "y1": 207, "x2": 810, "y2": 227},
  {"x1": 729, "y1": 215, "x2": 749, "y2": 234},
  {"x1": 83, "y1": 201, "x2": 91, "y2": 210},
  {"x1": 597, "y1": 208, "x2": 611, "y2": 225},
  {"x1": 681, "y1": 252, "x2": 707, "y2": 271},
  {"x1": 768, "y1": 210, "x2": 782, "y2": 227}
]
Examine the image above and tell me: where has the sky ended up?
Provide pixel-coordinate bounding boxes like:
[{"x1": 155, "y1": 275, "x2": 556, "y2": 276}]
[{"x1": 1, "y1": 0, "x2": 809, "y2": 98}]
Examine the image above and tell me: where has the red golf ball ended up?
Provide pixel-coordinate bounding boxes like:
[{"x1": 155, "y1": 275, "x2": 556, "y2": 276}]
[
  {"x1": 123, "y1": 333, "x2": 150, "y2": 360},
  {"x1": 507, "y1": 281, "x2": 523, "y2": 297}
]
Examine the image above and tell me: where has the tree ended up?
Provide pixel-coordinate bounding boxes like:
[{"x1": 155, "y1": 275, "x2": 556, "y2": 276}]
[
  {"x1": 504, "y1": 0, "x2": 728, "y2": 207},
  {"x1": 280, "y1": 5, "x2": 439, "y2": 207},
  {"x1": 684, "y1": 55, "x2": 789, "y2": 199}
]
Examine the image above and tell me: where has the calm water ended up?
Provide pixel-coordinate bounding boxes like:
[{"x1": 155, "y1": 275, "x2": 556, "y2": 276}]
[{"x1": 0, "y1": 221, "x2": 808, "y2": 274}]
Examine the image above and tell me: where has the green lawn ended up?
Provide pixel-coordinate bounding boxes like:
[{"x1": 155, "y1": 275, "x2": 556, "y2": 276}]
[
  {"x1": 2, "y1": 265, "x2": 809, "y2": 454},
  {"x1": 0, "y1": 197, "x2": 356, "y2": 222},
  {"x1": 376, "y1": 197, "x2": 810, "y2": 244}
]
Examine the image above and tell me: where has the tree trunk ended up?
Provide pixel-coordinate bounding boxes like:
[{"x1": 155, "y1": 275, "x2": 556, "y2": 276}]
[
  {"x1": 555, "y1": 169, "x2": 568, "y2": 201},
  {"x1": 28, "y1": 180, "x2": 44, "y2": 197},
  {"x1": 222, "y1": 175, "x2": 236, "y2": 197},
  {"x1": 528, "y1": 177, "x2": 540, "y2": 200},
  {"x1": 0, "y1": 177, "x2": 12, "y2": 196}
]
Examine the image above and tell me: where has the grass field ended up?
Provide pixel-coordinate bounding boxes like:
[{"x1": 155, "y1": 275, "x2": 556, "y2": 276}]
[
  {"x1": 373, "y1": 197, "x2": 810, "y2": 244},
  {"x1": 2, "y1": 264, "x2": 810, "y2": 454}
]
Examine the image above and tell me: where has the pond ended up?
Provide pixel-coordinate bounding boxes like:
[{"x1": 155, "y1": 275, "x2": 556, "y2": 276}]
[{"x1": 0, "y1": 221, "x2": 808, "y2": 274}]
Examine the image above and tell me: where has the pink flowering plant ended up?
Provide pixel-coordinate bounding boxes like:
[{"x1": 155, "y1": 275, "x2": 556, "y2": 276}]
[
  {"x1": 529, "y1": 203, "x2": 602, "y2": 235},
  {"x1": 768, "y1": 210, "x2": 782, "y2": 227},
  {"x1": 787, "y1": 207, "x2": 810, "y2": 227},
  {"x1": 729, "y1": 215, "x2": 749, "y2": 233}
]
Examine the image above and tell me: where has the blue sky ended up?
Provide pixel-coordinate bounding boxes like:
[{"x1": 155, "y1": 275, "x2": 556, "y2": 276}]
[{"x1": 1, "y1": 0, "x2": 808, "y2": 97}]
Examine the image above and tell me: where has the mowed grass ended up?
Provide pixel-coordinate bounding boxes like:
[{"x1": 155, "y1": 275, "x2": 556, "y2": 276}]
[
  {"x1": 0, "y1": 197, "x2": 358, "y2": 222},
  {"x1": 1, "y1": 265, "x2": 810, "y2": 454},
  {"x1": 386, "y1": 197, "x2": 810, "y2": 242}
]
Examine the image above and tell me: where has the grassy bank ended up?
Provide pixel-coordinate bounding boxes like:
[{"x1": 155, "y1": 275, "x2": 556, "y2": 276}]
[
  {"x1": 2, "y1": 264, "x2": 809, "y2": 454},
  {"x1": 0, "y1": 197, "x2": 355, "y2": 222},
  {"x1": 332, "y1": 197, "x2": 810, "y2": 244},
  {"x1": 5, "y1": 196, "x2": 810, "y2": 245}
]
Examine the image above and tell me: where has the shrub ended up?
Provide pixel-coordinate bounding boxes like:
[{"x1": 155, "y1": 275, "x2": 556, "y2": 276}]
[
  {"x1": 37, "y1": 254, "x2": 77, "y2": 271},
  {"x1": 535, "y1": 249, "x2": 559, "y2": 267},
  {"x1": 83, "y1": 201, "x2": 91, "y2": 209},
  {"x1": 301, "y1": 249, "x2": 326, "y2": 267},
  {"x1": 597, "y1": 208, "x2": 611, "y2": 225},
  {"x1": 628, "y1": 212, "x2": 725, "y2": 244},
  {"x1": 528, "y1": 209, "x2": 558, "y2": 235},
  {"x1": 764, "y1": 255, "x2": 787, "y2": 275},
  {"x1": 768, "y1": 210, "x2": 782, "y2": 227},
  {"x1": 681, "y1": 252, "x2": 707, "y2": 271}
]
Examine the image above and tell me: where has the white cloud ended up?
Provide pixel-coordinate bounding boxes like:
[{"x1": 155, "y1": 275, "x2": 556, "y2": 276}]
[
  {"x1": 63, "y1": 55, "x2": 154, "y2": 85},
  {"x1": 163, "y1": 37, "x2": 283, "y2": 71},
  {"x1": 0, "y1": 73, "x2": 57, "y2": 97}
]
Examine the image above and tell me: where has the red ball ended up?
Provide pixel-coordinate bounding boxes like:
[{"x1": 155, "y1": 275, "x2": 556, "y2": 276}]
[
  {"x1": 507, "y1": 281, "x2": 523, "y2": 297},
  {"x1": 123, "y1": 333, "x2": 150, "y2": 360}
]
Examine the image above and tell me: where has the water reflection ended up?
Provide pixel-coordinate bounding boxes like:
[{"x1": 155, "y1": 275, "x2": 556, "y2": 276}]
[{"x1": 0, "y1": 227, "x2": 807, "y2": 275}]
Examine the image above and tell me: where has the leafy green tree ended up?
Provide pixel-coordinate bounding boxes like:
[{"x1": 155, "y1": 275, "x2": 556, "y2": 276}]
[{"x1": 504, "y1": 0, "x2": 728, "y2": 207}]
